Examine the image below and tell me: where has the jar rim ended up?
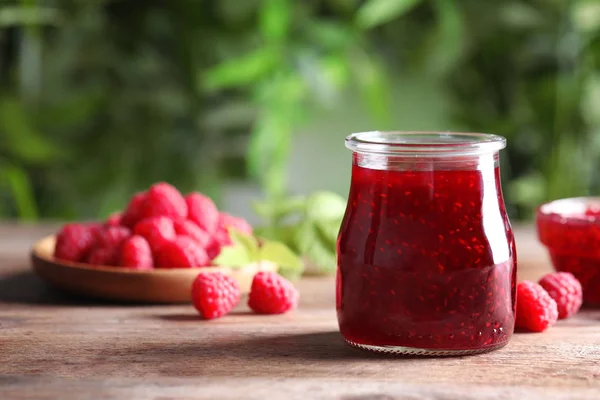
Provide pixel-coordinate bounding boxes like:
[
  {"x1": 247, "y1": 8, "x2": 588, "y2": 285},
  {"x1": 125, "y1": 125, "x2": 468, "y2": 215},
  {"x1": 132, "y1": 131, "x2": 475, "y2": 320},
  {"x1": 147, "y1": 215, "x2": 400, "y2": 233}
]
[{"x1": 346, "y1": 131, "x2": 506, "y2": 156}]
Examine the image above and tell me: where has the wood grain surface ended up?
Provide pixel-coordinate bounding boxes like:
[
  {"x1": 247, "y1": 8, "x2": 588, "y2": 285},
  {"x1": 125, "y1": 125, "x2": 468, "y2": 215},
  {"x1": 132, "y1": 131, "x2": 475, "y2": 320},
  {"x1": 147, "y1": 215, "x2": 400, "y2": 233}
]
[{"x1": 0, "y1": 224, "x2": 599, "y2": 400}]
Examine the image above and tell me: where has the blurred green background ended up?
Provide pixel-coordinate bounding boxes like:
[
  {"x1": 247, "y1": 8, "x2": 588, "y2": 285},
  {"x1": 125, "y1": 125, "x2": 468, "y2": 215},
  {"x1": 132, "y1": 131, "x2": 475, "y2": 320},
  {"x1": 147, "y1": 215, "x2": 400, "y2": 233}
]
[{"x1": 1, "y1": 0, "x2": 600, "y2": 222}]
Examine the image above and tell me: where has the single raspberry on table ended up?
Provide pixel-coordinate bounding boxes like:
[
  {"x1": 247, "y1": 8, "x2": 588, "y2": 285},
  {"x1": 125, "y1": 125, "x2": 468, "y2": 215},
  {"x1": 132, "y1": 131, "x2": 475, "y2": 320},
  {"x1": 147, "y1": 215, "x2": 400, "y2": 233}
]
[
  {"x1": 120, "y1": 191, "x2": 148, "y2": 228},
  {"x1": 538, "y1": 272, "x2": 583, "y2": 319},
  {"x1": 185, "y1": 192, "x2": 219, "y2": 234},
  {"x1": 54, "y1": 223, "x2": 96, "y2": 262},
  {"x1": 248, "y1": 272, "x2": 299, "y2": 314},
  {"x1": 134, "y1": 216, "x2": 176, "y2": 251},
  {"x1": 120, "y1": 235, "x2": 154, "y2": 270},
  {"x1": 174, "y1": 219, "x2": 211, "y2": 248},
  {"x1": 155, "y1": 236, "x2": 209, "y2": 268},
  {"x1": 140, "y1": 182, "x2": 187, "y2": 220},
  {"x1": 515, "y1": 280, "x2": 558, "y2": 332},
  {"x1": 191, "y1": 272, "x2": 241, "y2": 319}
]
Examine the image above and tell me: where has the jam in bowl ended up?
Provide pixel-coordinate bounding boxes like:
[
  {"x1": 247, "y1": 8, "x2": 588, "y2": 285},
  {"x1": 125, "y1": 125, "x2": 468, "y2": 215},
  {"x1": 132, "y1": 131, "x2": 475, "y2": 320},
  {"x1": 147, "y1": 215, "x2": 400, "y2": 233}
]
[
  {"x1": 537, "y1": 197, "x2": 600, "y2": 305},
  {"x1": 336, "y1": 131, "x2": 517, "y2": 355}
]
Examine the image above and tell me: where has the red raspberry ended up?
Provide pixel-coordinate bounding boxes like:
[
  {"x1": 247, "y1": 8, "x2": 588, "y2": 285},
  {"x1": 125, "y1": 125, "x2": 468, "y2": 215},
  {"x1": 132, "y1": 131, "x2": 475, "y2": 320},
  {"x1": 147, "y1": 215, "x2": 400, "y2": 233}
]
[
  {"x1": 54, "y1": 223, "x2": 96, "y2": 262},
  {"x1": 174, "y1": 219, "x2": 211, "y2": 248},
  {"x1": 206, "y1": 239, "x2": 223, "y2": 260},
  {"x1": 204, "y1": 224, "x2": 236, "y2": 261},
  {"x1": 212, "y1": 227, "x2": 233, "y2": 247},
  {"x1": 86, "y1": 226, "x2": 131, "y2": 266},
  {"x1": 87, "y1": 222, "x2": 104, "y2": 236},
  {"x1": 86, "y1": 248, "x2": 116, "y2": 266},
  {"x1": 206, "y1": 213, "x2": 254, "y2": 257},
  {"x1": 538, "y1": 272, "x2": 583, "y2": 319},
  {"x1": 248, "y1": 272, "x2": 299, "y2": 314},
  {"x1": 140, "y1": 182, "x2": 187, "y2": 220},
  {"x1": 515, "y1": 280, "x2": 558, "y2": 332},
  {"x1": 120, "y1": 192, "x2": 147, "y2": 228},
  {"x1": 105, "y1": 212, "x2": 122, "y2": 227},
  {"x1": 133, "y1": 217, "x2": 176, "y2": 251},
  {"x1": 94, "y1": 226, "x2": 131, "y2": 250},
  {"x1": 120, "y1": 235, "x2": 154, "y2": 270},
  {"x1": 219, "y1": 212, "x2": 253, "y2": 236},
  {"x1": 155, "y1": 236, "x2": 209, "y2": 268},
  {"x1": 191, "y1": 272, "x2": 241, "y2": 319},
  {"x1": 185, "y1": 193, "x2": 219, "y2": 234}
]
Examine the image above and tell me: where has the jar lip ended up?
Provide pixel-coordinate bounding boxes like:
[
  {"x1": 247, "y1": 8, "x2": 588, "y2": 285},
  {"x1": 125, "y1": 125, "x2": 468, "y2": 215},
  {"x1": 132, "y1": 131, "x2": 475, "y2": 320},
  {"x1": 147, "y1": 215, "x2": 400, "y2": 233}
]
[
  {"x1": 537, "y1": 197, "x2": 600, "y2": 224},
  {"x1": 346, "y1": 131, "x2": 506, "y2": 156}
]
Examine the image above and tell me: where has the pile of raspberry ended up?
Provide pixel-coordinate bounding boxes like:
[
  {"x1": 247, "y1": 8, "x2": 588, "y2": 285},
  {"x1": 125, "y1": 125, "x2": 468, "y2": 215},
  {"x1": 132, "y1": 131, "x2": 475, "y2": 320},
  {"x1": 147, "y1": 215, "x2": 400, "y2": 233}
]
[
  {"x1": 54, "y1": 182, "x2": 252, "y2": 269},
  {"x1": 516, "y1": 272, "x2": 583, "y2": 332}
]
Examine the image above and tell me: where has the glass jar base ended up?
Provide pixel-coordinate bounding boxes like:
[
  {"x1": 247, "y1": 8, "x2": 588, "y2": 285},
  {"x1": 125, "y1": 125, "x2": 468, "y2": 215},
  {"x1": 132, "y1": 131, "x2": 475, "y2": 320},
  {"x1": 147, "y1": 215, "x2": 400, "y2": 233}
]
[{"x1": 344, "y1": 338, "x2": 508, "y2": 356}]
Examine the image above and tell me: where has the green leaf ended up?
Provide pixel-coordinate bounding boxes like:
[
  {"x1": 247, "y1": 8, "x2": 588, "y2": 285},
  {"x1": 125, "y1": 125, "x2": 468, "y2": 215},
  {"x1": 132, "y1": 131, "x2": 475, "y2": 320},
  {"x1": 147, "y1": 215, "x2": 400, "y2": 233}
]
[
  {"x1": 350, "y1": 51, "x2": 392, "y2": 127},
  {"x1": 0, "y1": 163, "x2": 38, "y2": 220},
  {"x1": 255, "y1": 224, "x2": 300, "y2": 252},
  {"x1": 260, "y1": 0, "x2": 291, "y2": 43},
  {"x1": 296, "y1": 51, "x2": 336, "y2": 105},
  {"x1": 425, "y1": 0, "x2": 465, "y2": 77},
  {"x1": 202, "y1": 48, "x2": 277, "y2": 90},
  {"x1": 0, "y1": 99, "x2": 59, "y2": 164},
  {"x1": 38, "y1": 92, "x2": 102, "y2": 131},
  {"x1": 356, "y1": 0, "x2": 423, "y2": 29},
  {"x1": 315, "y1": 218, "x2": 342, "y2": 247},
  {"x1": 214, "y1": 231, "x2": 304, "y2": 275},
  {"x1": 499, "y1": 2, "x2": 544, "y2": 29},
  {"x1": 252, "y1": 196, "x2": 306, "y2": 220},
  {"x1": 263, "y1": 163, "x2": 289, "y2": 203},
  {"x1": 582, "y1": 74, "x2": 600, "y2": 125},
  {"x1": 305, "y1": 21, "x2": 354, "y2": 50},
  {"x1": 229, "y1": 228, "x2": 260, "y2": 260},
  {"x1": 0, "y1": 6, "x2": 62, "y2": 27},
  {"x1": 259, "y1": 240, "x2": 303, "y2": 270},
  {"x1": 213, "y1": 245, "x2": 254, "y2": 268},
  {"x1": 253, "y1": 201, "x2": 274, "y2": 219},
  {"x1": 321, "y1": 55, "x2": 351, "y2": 90},
  {"x1": 247, "y1": 112, "x2": 278, "y2": 184},
  {"x1": 295, "y1": 221, "x2": 337, "y2": 273},
  {"x1": 572, "y1": 0, "x2": 600, "y2": 33},
  {"x1": 507, "y1": 173, "x2": 546, "y2": 212},
  {"x1": 247, "y1": 109, "x2": 292, "y2": 199},
  {"x1": 305, "y1": 191, "x2": 346, "y2": 221}
]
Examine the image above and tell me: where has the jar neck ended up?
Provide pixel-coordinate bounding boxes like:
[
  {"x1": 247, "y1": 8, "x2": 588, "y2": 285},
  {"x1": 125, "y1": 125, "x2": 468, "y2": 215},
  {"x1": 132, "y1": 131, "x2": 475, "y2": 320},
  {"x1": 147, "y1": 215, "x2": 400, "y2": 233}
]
[{"x1": 353, "y1": 151, "x2": 500, "y2": 171}]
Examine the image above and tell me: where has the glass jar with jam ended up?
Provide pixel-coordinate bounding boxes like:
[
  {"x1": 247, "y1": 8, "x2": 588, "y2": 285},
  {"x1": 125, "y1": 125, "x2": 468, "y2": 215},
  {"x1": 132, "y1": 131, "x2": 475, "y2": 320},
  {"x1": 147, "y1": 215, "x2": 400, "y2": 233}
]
[{"x1": 336, "y1": 131, "x2": 517, "y2": 355}]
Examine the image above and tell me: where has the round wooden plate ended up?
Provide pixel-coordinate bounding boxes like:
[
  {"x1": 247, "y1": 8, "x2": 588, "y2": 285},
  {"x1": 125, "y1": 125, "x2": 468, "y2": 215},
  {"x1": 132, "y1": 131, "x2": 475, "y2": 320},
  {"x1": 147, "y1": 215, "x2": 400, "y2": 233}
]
[{"x1": 30, "y1": 235, "x2": 277, "y2": 303}]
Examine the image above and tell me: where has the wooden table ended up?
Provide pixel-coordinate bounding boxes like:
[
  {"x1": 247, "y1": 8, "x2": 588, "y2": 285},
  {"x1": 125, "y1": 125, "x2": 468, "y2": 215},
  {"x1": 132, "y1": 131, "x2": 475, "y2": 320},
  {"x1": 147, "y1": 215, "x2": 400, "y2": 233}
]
[{"x1": 0, "y1": 225, "x2": 599, "y2": 400}]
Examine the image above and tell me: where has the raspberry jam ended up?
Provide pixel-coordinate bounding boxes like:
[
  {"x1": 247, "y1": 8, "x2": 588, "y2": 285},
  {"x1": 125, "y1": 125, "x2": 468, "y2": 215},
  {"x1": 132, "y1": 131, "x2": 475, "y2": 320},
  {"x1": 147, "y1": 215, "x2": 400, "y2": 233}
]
[
  {"x1": 537, "y1": 198, "x2": 600, "y2": 305},
  {"x1": 337, "y1": 132, "x2": 517, "y2": 355}
]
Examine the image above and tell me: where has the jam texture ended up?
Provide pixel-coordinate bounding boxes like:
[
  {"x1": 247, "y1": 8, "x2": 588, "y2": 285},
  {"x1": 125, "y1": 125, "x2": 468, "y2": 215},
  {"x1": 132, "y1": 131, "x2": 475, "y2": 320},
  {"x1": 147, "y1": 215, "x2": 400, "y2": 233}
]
[
  {"x1": 337, "y1": 163, "x2": 516, "y2": 352},
  {"x1": 537, "y1": 207, "x2": 600, "y2": 305}
]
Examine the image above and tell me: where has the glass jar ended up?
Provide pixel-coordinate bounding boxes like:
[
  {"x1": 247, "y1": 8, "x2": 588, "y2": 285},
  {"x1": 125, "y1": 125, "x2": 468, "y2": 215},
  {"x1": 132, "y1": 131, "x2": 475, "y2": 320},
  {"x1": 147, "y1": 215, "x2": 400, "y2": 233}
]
[{"x1": 336, "y1": 131, "x2": 517, "y2": 356}]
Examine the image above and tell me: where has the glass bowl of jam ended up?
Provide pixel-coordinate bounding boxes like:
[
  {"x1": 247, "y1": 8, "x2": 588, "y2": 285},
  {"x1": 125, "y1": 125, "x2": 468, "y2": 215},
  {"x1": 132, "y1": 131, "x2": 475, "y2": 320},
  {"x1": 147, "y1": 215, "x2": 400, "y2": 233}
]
[
  {"x1": 336, "y1": 131, "x2": 517, "y2": 356},
  {"x1": 537, "y1": 197, "x2": 600, "y2": 305}
]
